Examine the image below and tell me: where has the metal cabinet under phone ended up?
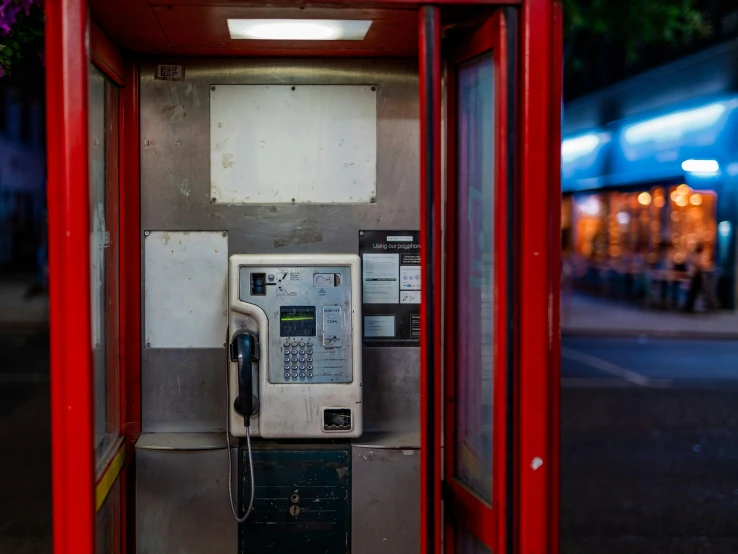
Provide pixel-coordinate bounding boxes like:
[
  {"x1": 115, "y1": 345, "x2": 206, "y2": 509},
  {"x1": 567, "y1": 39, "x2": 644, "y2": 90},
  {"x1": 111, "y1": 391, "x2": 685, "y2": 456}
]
[{"x1": 238, "y1": 445, "x2": 350, "y2": 554}]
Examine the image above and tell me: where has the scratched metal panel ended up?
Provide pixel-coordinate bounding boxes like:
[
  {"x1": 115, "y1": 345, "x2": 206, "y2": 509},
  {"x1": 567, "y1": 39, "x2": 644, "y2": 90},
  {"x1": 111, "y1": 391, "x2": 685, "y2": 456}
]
[
  {"x1": 140, "y1": 59, "x2": 419, "y2": 434},
  {"x1": 141, "y1": 348, "x2": 226, "y2": 433},
  {"x1": 136, "y1": 446, "x2": 236, "y2": 554},
  {"x1": 362, "y1": 348, "x2": 420, "y2": 433},
  {"x1": 211, "y1": 84, "x2": 377, "y2": 204},
  {"x1": 351, "y1": 444, "x2": 420, "y2": 554}
]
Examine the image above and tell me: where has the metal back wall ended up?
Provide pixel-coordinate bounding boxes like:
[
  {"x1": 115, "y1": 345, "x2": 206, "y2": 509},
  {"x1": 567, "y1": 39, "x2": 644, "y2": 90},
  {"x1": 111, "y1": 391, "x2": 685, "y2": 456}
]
[{"x1": 139, "y1": 58, "x2": 420, "y2": 435}]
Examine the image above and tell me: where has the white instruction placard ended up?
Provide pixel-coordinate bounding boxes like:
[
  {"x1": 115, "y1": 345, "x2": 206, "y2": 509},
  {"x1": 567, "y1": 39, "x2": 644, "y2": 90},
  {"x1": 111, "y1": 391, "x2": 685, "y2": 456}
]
[
  {"x1": 364, "y1": 315, "x2": 396, "y2": 337},
  {"x1": 362, "y1": 253, "x2": 400, "y2": 304}
]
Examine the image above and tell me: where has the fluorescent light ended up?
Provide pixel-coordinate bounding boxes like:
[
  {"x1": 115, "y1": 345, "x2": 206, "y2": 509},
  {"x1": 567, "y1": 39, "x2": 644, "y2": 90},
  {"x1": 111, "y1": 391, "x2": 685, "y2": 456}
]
[
  {"x1": 681, "y1": 159, "x2": 720, "y2": 174},
  {"x1": 719, "y1": 221, "x2": 732, "y2": 238},
  {"x1": 561, "y1": 133, "x2": 601, "y2": 163},
  {"x1": 227, "y1": 19, "x2": 372, "y2": 40},
  {"x1": 623, "y1": 102, "x2": 727, "y2": 145}
]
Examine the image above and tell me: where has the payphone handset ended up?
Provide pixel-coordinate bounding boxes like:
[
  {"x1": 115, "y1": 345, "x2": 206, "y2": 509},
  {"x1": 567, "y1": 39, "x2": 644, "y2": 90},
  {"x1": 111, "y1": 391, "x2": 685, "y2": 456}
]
[{"x1": 228, "y1": 254, "x2": 363, "y2": 439}]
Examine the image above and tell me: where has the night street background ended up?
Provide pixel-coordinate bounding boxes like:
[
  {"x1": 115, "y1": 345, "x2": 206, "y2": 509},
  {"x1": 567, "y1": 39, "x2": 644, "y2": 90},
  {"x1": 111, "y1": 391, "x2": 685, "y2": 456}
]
[{"x1": 562, "y1": 334, "x2": 738, "y2": 553}]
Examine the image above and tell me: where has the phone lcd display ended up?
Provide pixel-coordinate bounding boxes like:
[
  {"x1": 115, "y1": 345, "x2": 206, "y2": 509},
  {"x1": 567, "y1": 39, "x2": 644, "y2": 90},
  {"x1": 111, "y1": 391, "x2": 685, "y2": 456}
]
[{"x1": 280, "y1": 306, "x2": 317, "y2": 337}]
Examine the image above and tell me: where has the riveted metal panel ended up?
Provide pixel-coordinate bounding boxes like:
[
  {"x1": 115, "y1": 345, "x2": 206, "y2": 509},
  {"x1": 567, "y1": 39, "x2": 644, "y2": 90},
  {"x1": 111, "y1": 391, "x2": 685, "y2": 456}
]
[{"x1": 140, "y1": 59, "x2": 420, "y2": 434}]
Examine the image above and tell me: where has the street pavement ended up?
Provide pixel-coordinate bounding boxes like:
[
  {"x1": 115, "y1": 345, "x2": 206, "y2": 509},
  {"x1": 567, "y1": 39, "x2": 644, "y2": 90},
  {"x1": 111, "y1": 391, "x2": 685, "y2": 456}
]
[
  {"x1": 562, "y1": 292, "x2": 738, "y2": 339},
  {"x1": 562, "y1": 336, "x2": 738, "y2": 553}
]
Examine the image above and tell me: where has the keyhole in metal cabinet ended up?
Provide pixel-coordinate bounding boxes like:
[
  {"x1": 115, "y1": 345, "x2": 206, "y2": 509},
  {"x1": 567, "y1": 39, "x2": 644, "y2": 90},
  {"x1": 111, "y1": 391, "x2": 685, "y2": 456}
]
[
  {"x1": 290, "y1": 493, "x2": 300, "y2": 503},
  {"x1": 289, "y1": 505, "x2": 301, "y2": 516}
]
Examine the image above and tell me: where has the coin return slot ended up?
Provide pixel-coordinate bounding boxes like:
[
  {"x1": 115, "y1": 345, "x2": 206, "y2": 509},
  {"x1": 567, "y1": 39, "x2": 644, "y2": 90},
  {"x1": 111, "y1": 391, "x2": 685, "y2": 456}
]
[{"x1": 323, "y1": 408, "x2": 352, "y2": 431}]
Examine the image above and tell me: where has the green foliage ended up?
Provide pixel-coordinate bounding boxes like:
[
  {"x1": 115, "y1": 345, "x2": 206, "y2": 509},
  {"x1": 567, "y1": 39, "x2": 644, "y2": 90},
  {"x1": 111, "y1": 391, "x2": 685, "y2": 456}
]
[
  {"x1": 564, "y1": 0, "x2": 711, "y2": 65},
  {"x1": 0, "y1": 1, "x2": 44, "y2": 77}
]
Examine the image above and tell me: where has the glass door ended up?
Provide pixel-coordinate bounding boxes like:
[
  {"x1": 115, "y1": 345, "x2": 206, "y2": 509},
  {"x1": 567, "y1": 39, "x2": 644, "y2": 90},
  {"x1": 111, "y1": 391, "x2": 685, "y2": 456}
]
[{"x1": 443, "y1": 10, "x2": 511, "y2": 554}]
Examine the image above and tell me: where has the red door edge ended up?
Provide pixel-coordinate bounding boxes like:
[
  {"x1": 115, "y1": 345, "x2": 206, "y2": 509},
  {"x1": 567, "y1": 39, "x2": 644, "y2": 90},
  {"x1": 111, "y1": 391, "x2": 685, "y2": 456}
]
[
  {"x1": 419, "y1": 5, "x2": 443, "y2": 554},
  {"x1": 46, "y1": 1, "x2": 95, "y2": 553},
  {"x1": 517, "y1": 0, "x2": 560, "y2": 552}
]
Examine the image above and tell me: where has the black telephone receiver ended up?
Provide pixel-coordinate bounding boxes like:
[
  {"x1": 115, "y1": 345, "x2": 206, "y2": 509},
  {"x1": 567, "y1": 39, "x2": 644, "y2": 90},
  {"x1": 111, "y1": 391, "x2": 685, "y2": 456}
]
[{"x1": 230, "y1": 332, "x2": 259, "y2": 427}]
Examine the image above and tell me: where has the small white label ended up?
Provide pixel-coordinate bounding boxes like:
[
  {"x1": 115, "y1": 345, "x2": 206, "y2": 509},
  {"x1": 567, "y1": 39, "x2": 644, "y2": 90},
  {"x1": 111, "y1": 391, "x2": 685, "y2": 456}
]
[
  {"x1": 364, "y1": 315, "x2": 395, "y2": 337},
  {"x1": 322, "y1": 306, "x2": 343, "y2": 348},
  {"x1": 314, "y1": 273, "x2": 338, "y2": 287},
  {"x1": 156, "y1": 64, "x2": 184, "y2": 81},
  {"x1": 400, "y1": 291, "x2": 421, "y2": 304},
  {"x1": 363, "y1": 254, "x2": 399, "y2": 304},
  {"x1": 387, "y1": 235, "x2": 414, "y2": 242},
  {"x1": 400, "y1": 266, "x2": 421, "y2": 290}
]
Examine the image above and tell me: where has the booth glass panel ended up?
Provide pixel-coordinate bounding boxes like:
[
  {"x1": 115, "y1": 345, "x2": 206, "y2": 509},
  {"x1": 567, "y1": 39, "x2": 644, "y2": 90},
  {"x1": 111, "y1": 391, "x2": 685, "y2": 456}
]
[
  {"x1": 454, "y1": 51, "x2": 495, "y2": 503},
  {"x1": 456, "y1": 525, "x2": 492, "y2": 554},
  {"x1": 88, "y1": 64, "x2": 121, "y2": 470}
]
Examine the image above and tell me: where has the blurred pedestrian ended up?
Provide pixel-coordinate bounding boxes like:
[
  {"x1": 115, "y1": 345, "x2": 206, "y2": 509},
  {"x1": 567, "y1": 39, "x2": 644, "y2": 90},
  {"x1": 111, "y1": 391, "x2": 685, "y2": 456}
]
[{"x1": 684, "y1": 244, "x2": 714, "y2": 313}]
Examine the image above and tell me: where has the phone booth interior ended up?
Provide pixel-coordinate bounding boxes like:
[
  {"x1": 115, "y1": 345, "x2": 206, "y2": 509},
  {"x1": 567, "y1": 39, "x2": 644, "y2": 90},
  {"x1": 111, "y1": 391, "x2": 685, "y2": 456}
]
[{"x1": 46, "y1": 1, "x2": 560, "y2": 553}]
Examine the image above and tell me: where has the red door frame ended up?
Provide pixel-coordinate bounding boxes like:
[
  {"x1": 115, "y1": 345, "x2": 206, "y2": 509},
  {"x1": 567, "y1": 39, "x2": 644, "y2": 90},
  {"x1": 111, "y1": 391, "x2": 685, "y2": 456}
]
[
  {"x1": 46, "y1": 1, "x2": 95, "y2": 553},
  {"x1": 48, "y1": 7, "x2": 142, "y2": 554},
  {"x1": 517, "y1": 0, "x2": 561, "y2": 552},
  {"x1": 420, "y1": 1, "x2": 561, "y2": 553},
  {"x1": 419, "y1": 5, "x2": 443, "y2": 554},
  {"x1": 443, "y1": 10, "x2": 509, "y2": 553}
]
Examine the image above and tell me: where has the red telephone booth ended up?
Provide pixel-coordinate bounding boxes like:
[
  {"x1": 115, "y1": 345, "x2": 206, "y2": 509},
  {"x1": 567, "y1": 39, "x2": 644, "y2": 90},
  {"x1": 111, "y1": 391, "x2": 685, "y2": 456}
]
[{"x1": 45, "y1": 1, "x2": 561, "y2": 553}]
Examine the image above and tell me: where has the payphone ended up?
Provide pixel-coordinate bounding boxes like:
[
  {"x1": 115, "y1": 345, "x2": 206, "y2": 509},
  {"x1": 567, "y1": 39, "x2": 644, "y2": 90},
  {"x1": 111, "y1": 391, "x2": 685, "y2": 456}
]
[{"x1": 226, "y1": 254, "x2": 363, "y2": 521}]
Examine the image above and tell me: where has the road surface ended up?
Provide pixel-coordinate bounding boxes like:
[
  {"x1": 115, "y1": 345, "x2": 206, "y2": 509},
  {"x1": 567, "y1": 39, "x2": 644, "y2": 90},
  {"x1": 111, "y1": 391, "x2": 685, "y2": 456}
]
[{"x1": 562, "y1": 336, "x2": 738, "y2": 553}]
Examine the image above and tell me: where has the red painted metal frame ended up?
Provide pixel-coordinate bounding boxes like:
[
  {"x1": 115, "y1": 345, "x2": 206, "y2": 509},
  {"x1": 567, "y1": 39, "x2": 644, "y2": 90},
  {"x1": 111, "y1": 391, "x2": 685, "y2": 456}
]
[
  {"x1": 120, "y1": 60, "x2": 142, "y2": 554},
  {"x1": 91, "y1": 21, "x2": 126, "y2": 86},
  {"x1": 517, "y1": 0, "x2": 560, "y2": 552},
  {"x1": 46, "y1": 1, "x2": 95, "y2": 554},
  {"x1": 547, "y1": 3, "x2": 563, "y2": 553},
  {"x1": 90, "y1": 21, "x2": 142, "y2": 554},
  {"x1": 419, "y1": 6, "x2": 443, "y2": 554},
  {"x1": 443, "y1": 10, "x2": 508, "y2": 553},
  {"x1": 142, "y1": 0, "x2": 521, "y2": 6}
]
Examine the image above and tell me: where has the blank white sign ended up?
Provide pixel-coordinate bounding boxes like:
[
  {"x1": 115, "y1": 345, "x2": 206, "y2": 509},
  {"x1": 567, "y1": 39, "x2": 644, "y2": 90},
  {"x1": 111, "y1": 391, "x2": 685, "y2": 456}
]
[
  {"x1": 144, "y1": 231, "x2": 228, "y2": 348},
  {"x1": 210, "y1": 84, "x2": 377, "y2": 204}
]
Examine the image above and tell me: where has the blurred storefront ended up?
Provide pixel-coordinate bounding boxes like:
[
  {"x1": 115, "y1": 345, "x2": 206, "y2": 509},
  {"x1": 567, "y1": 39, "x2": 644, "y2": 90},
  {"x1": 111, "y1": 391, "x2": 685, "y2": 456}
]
[{"x1": 562, "y1": 38, "x2": 738, "y2": 310}]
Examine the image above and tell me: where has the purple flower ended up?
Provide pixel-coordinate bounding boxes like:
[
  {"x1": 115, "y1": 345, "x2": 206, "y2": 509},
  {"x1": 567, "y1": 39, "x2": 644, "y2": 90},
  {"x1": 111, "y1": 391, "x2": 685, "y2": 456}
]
[{"x1": 0, "y1": 2, "x2": 22, "y2": 34}]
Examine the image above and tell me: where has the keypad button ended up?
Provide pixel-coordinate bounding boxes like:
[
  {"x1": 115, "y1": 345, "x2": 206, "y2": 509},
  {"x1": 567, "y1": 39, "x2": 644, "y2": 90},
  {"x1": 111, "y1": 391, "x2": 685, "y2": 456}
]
[
  {"x1": 299, "y1": 342, "x2": 305, "y2": 347},
  {"x1": 299, "y1": 357, "x2": 305, "y2": 362},
  {"x1": 307, "y1": 349, "x2": 313, "y2": 355},
  {"x1": 299, "y1": 349, "x2": 305, "y2": 355},
  {"x1": 300, "y1": 365, "x2": 305, "y2": 371},
  {"x1": 284, "y1": 356, "x2": 290, "y2": 362},
  {"x1": 307, "y1": 357, "x2": 313, "y2": 363},
  {"x1": 291, "y1": 341, "x2": 298, "y2": 347},
  {"x1": 307, "y1": 373, "x2": 313, "y2": 378},
  {"x1": 292, "y1": 364, "x2": 299, "y2": 370},
  {"x1": 300, "y1": 372, "x2": 305, "y2": 378},
  {"x1": 284, "y1": 364, "x2": 290, "y2": 370},
  {"x1": 306, "y1": 341, "x2": 313, "y2": 347},
  {"x1": 291, "y1": 349, "x2": 297, "y2": 355},
  {"x1": 284, "y1": 372, "x2": 290, "y2": 379},
  {"x1": 292, "y1": 372, "x2": 298, "y2": 378},
  {"x1": 307, "y1": 364, "x2": 313, "y2": 370}
]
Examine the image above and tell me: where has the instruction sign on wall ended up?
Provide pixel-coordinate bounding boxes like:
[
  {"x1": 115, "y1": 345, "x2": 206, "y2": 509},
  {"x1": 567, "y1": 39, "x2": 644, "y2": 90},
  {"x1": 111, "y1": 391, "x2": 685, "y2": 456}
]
[{"x1": 359, "y1": 230, "x2": 421, "y2": 347}]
